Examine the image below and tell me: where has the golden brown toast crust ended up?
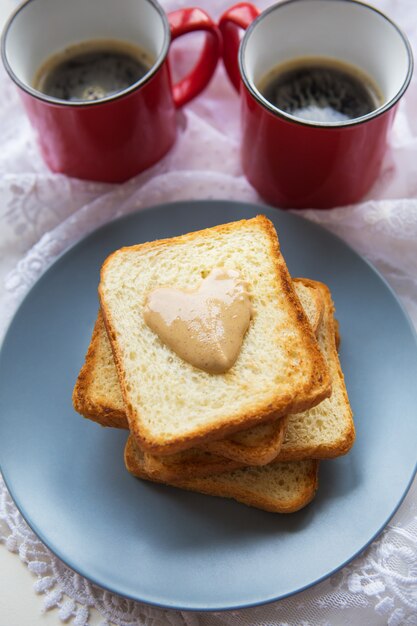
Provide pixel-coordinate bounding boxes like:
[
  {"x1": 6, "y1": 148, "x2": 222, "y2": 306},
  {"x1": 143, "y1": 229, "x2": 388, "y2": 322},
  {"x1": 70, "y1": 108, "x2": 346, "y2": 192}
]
[
  {"x1": 201, "y1": 415, "x2": 289, "y2": 465},
  {"x1": 99, "y1": 216, "x2": 331, "y2": 456},
  {"x1": 143, "y1": 449, "x2": 244, "y2": 481},
  {"x1": 72, "y1": 315, "x2": 127, "y2": 428}
]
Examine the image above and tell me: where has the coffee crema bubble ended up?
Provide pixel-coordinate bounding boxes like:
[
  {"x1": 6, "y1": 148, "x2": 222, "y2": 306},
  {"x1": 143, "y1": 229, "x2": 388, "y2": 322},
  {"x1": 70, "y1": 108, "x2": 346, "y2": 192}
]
[
  {"x1": 33, "y1": 39, "x2": 154, "y2": 102},
  {"x1": 258, "y1": 57, "x2": 383, "y2": 124}
]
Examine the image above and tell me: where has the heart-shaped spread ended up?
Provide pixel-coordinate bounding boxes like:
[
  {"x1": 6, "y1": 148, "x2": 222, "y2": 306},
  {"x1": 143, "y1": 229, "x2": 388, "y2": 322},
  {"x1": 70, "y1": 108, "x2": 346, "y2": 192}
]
[{"x1": 143, "y1": 268, "x2": 253, "y2": 374}]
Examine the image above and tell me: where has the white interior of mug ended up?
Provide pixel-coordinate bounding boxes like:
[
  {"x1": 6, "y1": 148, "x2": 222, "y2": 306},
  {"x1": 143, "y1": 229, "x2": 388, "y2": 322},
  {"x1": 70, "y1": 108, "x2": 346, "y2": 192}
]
[
  {"x1": 241, "y1": 0, "x2": 413, "y2": 124},
  {"x1": 2, "y1": 0, "x2": 169, "y2": 101}
]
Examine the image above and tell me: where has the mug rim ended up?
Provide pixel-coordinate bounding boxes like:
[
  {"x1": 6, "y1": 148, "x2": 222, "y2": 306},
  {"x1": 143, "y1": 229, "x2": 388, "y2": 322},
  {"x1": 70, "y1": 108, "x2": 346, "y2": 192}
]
[
  {"x1": 1, "y1": 0, "x2": 171, "y2": 108},
  {"x1": 238, "y1": 0, "x2": 414, "y2": 129}
]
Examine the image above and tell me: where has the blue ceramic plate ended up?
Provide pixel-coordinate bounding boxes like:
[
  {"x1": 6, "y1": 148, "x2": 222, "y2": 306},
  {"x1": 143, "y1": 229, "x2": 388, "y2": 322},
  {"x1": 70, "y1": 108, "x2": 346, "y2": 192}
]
[{"x1": 1, "y1": 200, "x2": 416, "y2": 611}]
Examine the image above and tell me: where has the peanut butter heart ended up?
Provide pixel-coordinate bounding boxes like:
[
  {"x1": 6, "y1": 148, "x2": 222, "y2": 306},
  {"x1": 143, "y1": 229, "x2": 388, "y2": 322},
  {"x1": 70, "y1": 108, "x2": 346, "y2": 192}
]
[{"x1": 143, "y1": 268, "x2": 252, "y2": 374}]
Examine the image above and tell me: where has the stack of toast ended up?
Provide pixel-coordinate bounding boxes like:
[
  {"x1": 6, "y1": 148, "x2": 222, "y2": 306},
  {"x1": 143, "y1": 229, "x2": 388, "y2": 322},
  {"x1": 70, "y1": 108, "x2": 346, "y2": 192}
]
[{"x1": 73, "y1": 215, "x2": 355, "y2": 513}]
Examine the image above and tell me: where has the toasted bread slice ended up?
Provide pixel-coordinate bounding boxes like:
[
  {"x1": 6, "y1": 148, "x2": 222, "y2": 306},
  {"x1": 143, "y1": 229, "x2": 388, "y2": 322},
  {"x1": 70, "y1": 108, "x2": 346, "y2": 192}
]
[
  {"x1": 276, "y1": 281, "x2": 355, "y2": 461},
  {"x1": 99, "y1": 216, "x2": 331, "y2": 455},
  {"x1": 73, "y1": 278, "x2": 323, "y2": 465},
  {"x1": 125, "y1": 436, "x2": 319, "y2": 513}
]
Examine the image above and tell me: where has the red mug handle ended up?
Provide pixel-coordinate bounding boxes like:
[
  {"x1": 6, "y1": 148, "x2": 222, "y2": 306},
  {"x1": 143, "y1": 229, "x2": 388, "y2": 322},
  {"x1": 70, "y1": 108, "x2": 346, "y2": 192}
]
[
  {"x1": 168, "y1": 8, "x2": 222, "y2": 108},
  {"x1": 219, "y1": 2, "x2": 260, "y2": 91}
]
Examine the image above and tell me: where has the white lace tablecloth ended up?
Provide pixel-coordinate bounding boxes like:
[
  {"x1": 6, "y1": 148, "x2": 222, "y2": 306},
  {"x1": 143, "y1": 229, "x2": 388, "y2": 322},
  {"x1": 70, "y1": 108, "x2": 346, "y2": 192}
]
[{"x1": 1, "y1": 1, "x2": 417, "y2": 625}]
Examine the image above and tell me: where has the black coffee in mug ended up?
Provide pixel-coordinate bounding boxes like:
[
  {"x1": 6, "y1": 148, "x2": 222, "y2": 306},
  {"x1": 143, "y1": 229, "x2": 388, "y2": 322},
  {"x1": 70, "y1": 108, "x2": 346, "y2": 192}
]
[
  {"x1": 258, "y1": 57, "x2": 383, "y2": 123},
  {"x1": 33, "y1": 39, "x2": 154, "y2": 102}
]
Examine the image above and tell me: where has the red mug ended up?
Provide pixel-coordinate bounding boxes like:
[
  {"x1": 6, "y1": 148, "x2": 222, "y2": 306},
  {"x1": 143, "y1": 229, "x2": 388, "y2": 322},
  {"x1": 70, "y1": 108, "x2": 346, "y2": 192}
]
[
  {"x1": 1, "y1": 0, "x2": 221, "y2": 183},
  {"x1": 219, "y1": 0, "x2": 413, "y2": 209}
]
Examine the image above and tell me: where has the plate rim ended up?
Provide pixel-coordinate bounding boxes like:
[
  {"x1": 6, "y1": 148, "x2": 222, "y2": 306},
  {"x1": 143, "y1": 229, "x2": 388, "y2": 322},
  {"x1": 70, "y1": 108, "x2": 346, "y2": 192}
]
[{"x1": 1, "y1": 198, "x2": 417, "y2": 612}]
